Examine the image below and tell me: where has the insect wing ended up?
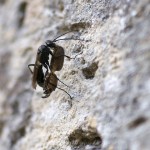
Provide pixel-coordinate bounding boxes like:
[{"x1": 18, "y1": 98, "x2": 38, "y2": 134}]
[
  {"x1": 32, "y1": 53, "x2": 41, "y2": 89},
  {"x1": 50, "y1": 46, "x2": 64, "y2": 72}
]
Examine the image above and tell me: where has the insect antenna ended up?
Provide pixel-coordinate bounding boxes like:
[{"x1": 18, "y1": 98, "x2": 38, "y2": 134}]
[
  {"x1": 54, "y1": 37, "x2": 82, "y2": 42},
  {"x1": 28, "y1": 64, "x2": 35, "y2": 74},
  {"x1": 63, "y1": 50, "x2": 83, "y2": 60},
  {"x1": 43, "y1": 81, "x2": 72, "y2": 99},
  {"x1": 48, "y1": 82, "x2": 72, "y2": 99},
  {"x1": 56, "y1": 87, "x2": 72, "y2": 99},
  {"x1": 53, "y1": 30, "x2": 78, "y2": 42},
  {"x1": 57, "y1": 78, "x2": 70, "y2": 88},
  {"x1": 51, "y1": 73, "x2": 70, "y2": 87}
]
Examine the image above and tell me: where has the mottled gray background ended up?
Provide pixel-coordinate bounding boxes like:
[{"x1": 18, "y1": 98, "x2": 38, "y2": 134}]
[{"x1": 0, "y1": 0, "x2": 150, "y2": 150}]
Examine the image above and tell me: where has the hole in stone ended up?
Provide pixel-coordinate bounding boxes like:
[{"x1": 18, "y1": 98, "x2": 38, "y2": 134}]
[
  {"x1": 69, "y1": 128, "x2": 102, "y2": 150},
  {"x1": 82, "y1": 62, "x2": 98, "y2": 79},
  {"x1": 0, "y1": 120, "x2": 4, "y2": 135},
  {"x1": 70, "y1": 22, "x2": 91, "y2": 31},
  {"x1": 10, "y1": 126, "x2": 26, "y2": 146},
  {"x1": 0, "y1": 51, "x2": 11, "y2": 90},
  {"x1": 60, "y1": 22, "x2": 91, "y2": 32},
  {"x1": 11, "y1": 101, "x2": 19, "y2": 114},
  {"x1": 22, "y1": 47, "x2": 32, "y2": 56},
  {"x1": 70, "y1": 70, "x2": 78, "y2": 75},
  {"x1": 0, "y1": 0, "x2": 6, "y2": 5},
  {"x1": 17, "y1": 1, "x2": 27, "y2": 28},
  {"x1": 128, "y1": 116, "x2": 147, "y2": 129},
  {"x1": 58, "y1": 0, "x2": 64, "y2": 11}
]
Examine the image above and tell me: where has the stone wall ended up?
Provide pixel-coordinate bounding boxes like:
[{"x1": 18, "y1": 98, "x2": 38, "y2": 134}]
[{"x1": 0, "y1": 0, "x2": 150, "y2": 150}]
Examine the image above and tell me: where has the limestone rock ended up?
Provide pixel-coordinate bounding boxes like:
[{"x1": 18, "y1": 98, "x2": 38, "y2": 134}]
[{"x1": 0, "y1": 0, "x2": 150, "y2": 150}]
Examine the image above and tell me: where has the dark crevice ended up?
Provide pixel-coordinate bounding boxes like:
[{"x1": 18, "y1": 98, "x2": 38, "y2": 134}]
[
  {"x1": 0, "y1": 0, "x2": 6, "y2": 5},
  {"x1": 17, "y1": 1, "x2": 27, "y2": 28},
  {"x1": 9, "y1": 107, "x2": 32, "y2": 147},
  {"x1": 128, "y1": 116, "x2": 147, "y2": 129},
  {"x1": 69, "y1": 128, "x2": 102, "y2": 150},
  {"x1": 60, "y1": 22, "x2": 91, "y2": 32},
  {"x1": 22, "y1": 47, "x2": 32, "y2": 56},
  {"x1": 11, "y1": 101, "x2": 19, "y2": 114},
  {"x1": 82, "y1": 62, "x2": 98, "y2": 79},
  {"x1": 0, "y1": 120, "x2": 4, "y2": 136},
  {"x1": 10, "y1": 126, "x2": 26, "y2": 146},
  {"x1": 4, "y1": 88, "x2": 32, "y2": 147},
  {"x1": 0, "y1": 51, "x2": 11, "y2": 89},
  {"x1": 70, "y1": 22, "x2": 91, "y2": 31},
  {"x1": 58, "y1": 0, "x2": 64, "y2": 12}
]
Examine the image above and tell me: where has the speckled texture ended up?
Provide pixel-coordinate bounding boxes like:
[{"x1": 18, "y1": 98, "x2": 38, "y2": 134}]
[{"x1": 0, "y1": 0, "x2": 150, "y2": 150}]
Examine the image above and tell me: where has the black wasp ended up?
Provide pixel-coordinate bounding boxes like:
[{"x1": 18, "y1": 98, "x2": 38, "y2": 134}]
[{"x1": 28, "y1": 31, "x2": 82, "y2": 98}]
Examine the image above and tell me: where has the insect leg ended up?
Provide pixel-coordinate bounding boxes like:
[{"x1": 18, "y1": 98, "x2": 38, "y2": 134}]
[
  {"x1": 66, "y1": 42, "x2": 84, "y2": 59},
  {"x1": 43, "y1": 63, "x2": 49, "y2": 74},
  {"x1": 45, "y1": 60, "x2": 53, "y2": 72},
  {"x1": 28, "y1": 64, "x2": 35, "y2": 74},
  {"x1": 42, "y1": 93, "x2": 50, "y2": 98}
]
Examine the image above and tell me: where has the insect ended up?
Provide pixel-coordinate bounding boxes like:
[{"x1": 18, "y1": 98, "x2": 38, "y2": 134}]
[
  {"x1": 28, "y1": 63, "x2": 71, "y2": 98},
  {"x1": 42, "y1": 72, "x2": 72, "y2": 99},
  {"x1": 28, "y1": 31, "x2": 82, "y2": 98}
]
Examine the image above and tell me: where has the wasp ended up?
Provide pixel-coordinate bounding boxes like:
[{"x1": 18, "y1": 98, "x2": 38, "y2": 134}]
[{"x1": 28, "y1": 31, "x2": 82, "y2": 98}]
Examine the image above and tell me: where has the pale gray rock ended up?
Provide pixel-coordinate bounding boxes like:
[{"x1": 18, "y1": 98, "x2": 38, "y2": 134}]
[{"x1": 0, "y1": 0, "x2": 150, "y2": 150}]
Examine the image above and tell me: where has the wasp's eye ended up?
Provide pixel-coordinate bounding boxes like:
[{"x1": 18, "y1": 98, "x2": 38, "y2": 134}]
[
  {"x1": 38, "y1": 45, "x2": 46, "y2": 54},
  {"x1": 45, "y1": 40, "x2": 51, "y2": 46},
  {"x1": 45, "y1": 40, "x2": 56, "y2": 48},
  {"x1": 38, "y1": 49, "x2": 42, "y2": 54}
]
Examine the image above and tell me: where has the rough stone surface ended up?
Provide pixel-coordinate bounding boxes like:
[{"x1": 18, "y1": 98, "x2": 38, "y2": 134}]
[{"x1": 0, "y1": 0, "x2": 150, "y2": 150}]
